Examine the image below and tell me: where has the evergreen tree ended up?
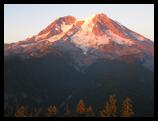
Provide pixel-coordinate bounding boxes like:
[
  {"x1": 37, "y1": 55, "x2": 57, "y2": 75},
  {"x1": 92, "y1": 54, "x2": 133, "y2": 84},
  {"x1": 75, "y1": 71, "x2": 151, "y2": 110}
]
[
  {"x1": 100, "y1": 102, "x2": 111, "y2": 117},
  {"x1": 47, "y1": 105, "x2": 57, "y2": 117},
  {"x1": 100, "y1": 95, "x2": 117, "y2": 117},
  {"x1": 86, "y1": 106, "x2": 95, "y2": 117},
  {"x1": 121, "y1": 97, "x2": 134, "y2": 117},
  {"x1": 76, "y1": 99, "x2": 86, "y2": 116},
  {"x1": 15, "y1": 106, "x2": 28, "y2": 117}
]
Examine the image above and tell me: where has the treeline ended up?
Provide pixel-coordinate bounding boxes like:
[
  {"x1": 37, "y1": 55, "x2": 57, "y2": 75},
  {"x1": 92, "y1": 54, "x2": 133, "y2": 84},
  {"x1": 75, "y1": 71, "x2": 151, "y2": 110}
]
[{"x1": 4, "y1": 95, "x2": 134, "y2": 117}]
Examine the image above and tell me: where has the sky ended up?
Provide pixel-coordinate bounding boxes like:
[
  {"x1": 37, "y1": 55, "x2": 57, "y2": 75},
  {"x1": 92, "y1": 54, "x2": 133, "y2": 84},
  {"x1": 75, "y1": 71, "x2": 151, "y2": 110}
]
[{"x1": 4, "y1": 4, "x2": 154, "y2": 43}]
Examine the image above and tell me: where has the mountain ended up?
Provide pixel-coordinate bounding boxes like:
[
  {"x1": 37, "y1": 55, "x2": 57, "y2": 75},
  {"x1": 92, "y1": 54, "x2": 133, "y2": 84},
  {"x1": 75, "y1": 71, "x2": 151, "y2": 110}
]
[
  {"x1": 4, "y1": 13, "x2": 154, "y2": 116},
  {"x1": 4, "y1": 13, "x2": 154, "y2": 70}
]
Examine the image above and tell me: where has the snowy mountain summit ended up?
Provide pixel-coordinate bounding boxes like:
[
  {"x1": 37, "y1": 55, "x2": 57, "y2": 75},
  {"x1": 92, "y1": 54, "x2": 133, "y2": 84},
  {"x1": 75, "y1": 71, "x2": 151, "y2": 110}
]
[{"x1": 4, "y1": 13, "x2": 154, "y2": 70}]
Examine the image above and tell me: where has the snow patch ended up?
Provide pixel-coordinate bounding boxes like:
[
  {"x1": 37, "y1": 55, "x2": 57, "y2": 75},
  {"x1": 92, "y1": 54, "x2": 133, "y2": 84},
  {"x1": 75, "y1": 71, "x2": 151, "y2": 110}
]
[
  {"x1": 48, "y1": 32, "x2": 65, "y2": 43},
  {"x1": 35, "y1": 32, "x2": 49, "y2": 41},
  {"x1": 61, "y1": 22, "x2": 73, "y2": 32},
  {"x1": 20, "y1": 43, "x2": 36, "y2": 48},
  {"x1": 20, "y1": 44, "x2": 29, "y2": 48},
  {"x1": 75, "y1": 14, "x2": 95, "y2": 33},
  {"x1": 71, "y1": 28, "x2": 110, "y2": 54},
  {"x1": 106, "y1": 30, "x2": 134, "y2": 46}
]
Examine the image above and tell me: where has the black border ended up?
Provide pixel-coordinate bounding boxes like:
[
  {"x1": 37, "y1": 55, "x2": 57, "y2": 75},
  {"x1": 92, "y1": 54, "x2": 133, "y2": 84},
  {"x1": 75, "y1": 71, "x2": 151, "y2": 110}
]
[
  {"x1": 2, "y1": 0, "x2": 157, "y2": 4},
  {"x1": 154, "y1": 2, "x2": 158, "y2": 120},
  {"x1": 2, "y1": 0, "x2": 157, "y2": 120}
]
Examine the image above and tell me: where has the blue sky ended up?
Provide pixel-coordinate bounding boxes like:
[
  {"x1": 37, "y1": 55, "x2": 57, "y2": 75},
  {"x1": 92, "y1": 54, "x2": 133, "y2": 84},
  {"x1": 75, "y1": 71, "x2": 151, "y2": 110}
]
[{"x1": 4, "y1": 4, "x2": 154, "y2": 43}]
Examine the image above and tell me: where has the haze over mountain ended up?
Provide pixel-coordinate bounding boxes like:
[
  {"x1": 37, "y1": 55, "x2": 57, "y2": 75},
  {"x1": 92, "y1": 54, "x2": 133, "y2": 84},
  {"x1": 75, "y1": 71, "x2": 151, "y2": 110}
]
[{"x1": 4, "y1": 13, "x2": 154, "y2": 117}]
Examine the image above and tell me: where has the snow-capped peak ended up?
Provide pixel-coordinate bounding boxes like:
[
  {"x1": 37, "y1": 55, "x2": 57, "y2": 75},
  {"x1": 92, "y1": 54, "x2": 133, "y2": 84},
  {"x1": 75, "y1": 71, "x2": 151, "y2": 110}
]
[
  {"x1": 83, "y1": 14, "x2": 96, "y2": 24},
  {"x1": 4, "y1": 13, "x2": 153, "y2": 61}
]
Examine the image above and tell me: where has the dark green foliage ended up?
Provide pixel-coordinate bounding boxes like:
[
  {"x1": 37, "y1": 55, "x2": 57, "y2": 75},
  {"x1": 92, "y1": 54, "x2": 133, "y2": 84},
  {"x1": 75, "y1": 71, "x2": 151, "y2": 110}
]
[{"x1": 4, "y1": 54, "x2": 154, "y2": 116}]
